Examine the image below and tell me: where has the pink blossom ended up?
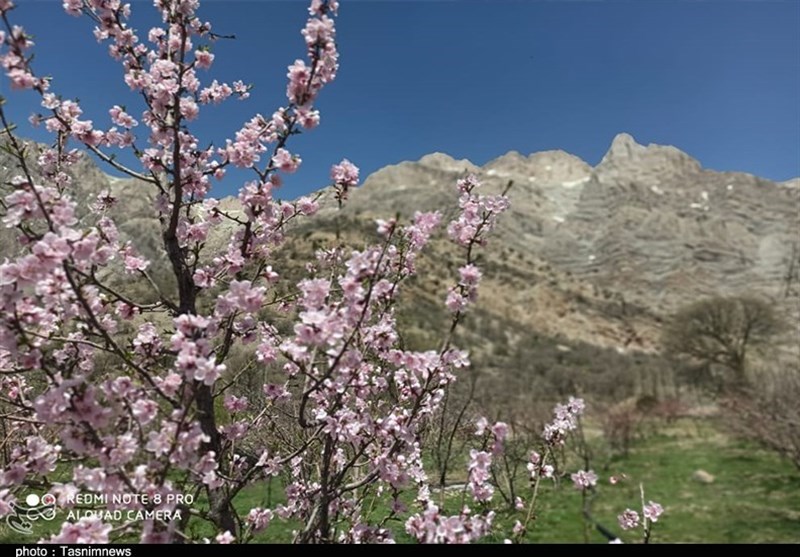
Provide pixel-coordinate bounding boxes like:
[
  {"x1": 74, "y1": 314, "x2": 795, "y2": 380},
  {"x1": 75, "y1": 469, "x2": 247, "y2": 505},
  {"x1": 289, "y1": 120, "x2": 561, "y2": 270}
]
[
  {"x1": 108, "y1": 433, "x2": 137, "y2": 466},
  {"x1": 146, "y1": 430, "x2": 173, "y2": 457},
  {"x1": 180, "y1": 97, "x2": 199, "y2": 120},
  {"x1": 193, "y1": 268, "x2": 215, "y2": 288},
  {"x1": 217, "y1": 280, "x2": 265, "y2": 315},
  {"x1": 490, "y1": 422, "x2": 508, "y2": 441},
  {"x1": 375, "y1": 218, "x2": 396, "y2": 238},
  {"x1": 123, "y1": 245, "x2": 150, "y2": 273},
  {"x1": 195, "y1": 49, "x2": 214, "y2": 69},
  {"x1": 309, "y1": 0, "x2": 338, "y2": 16},
  {"x1": 286, "y1": 59, "x2": 311, "y2": 103},
  {"x1": 48, "y1": 483, "x2": 79, "y2": 508},
  {"x1": 131, "y1": 399, "x2": 158, "y2": 425},
  {"x1": 224, "y1": 395, "x2": 248, "y2": 413},
  {"x1": 447, "y1": 174, "x2": 509, "y2": 249},
  {"x1": 7, "y1": 68, "x2": 38, "y2": 90},
  {"x1": 199, "y1": 79, "x2": 232, "y2": 104},
  {"x1": 643, "y1": 501, "x2": 664, "y2": 523},
  {"x1": 543, "y1": 396, "x2": 584, "y2": 446},
  {"x1": 296, "y1": 196, "x2": 319, "y2": 216},
  {"x1": 272, "y1": 148, "x2": 301, "y2": 173},
  {"x1": 405, "y1": 503, "x2": 495, "y2": 544},
  {"x1": 156, "y1": 373, "x2": 183, "y2": 397},
  {"x1": 467, "y1": 449, "x2": 494, "y2": 502},
  {"x1": 458, "y1": 264, "x2": 482, "y2": 287},
  {"x1": 474, "y1": 416, "x2": 489, "y2": 436},
  {"x1": 109, "y1": 105, "x2": 137, "y2": 128},
  {"x1": 263, "y1": 383, "x2": 291, "y2": 402},
  {"x1": 571, "y1": 469, "x2": 598, "y2": 490},
  {"x1": 403, "y1": 211, "x2": 441, "y2": 251},
  {"x1": 215, "y1": 531, "x2": 235, "y2": 544},
  {"x1": 445, "y1": 289, "x2": 468, "y2": 313},
  {"x1": 524, "y1": 452, "x2": 542, "y2": 479},
  {"x1": 246, "y1": 508, "x2": 273, "y2": 532},
  {"x1": 302, "y1": 15, "x2": 335, "y2": 49},
  {"x1": 295, "y1": 106, "x2": 320, "y2": 129},
  {"x1": 330, "y1": 158, "x2": 359, "y2": 187},
  {"x1": 618, "y1": 508, "x2": 640, "y2": 530},
  {"x1": 489, "y1": 421, "x2": 508, "y2": 455},
  {"x1": 233, "y1": 81, "x2": 250, "y2": 100},
  {"x1": 176, "y1": 352, "x2": 224, "y2": 386},
  {"x1": 456, "y1": 174, "x2": 480, "y2": 194},
  {"x1": 298, "y1": 278, "x2": 330, "y2": 309},
  {"x1": 47, "y1": 517, "x2": 112, "y2": 544}
]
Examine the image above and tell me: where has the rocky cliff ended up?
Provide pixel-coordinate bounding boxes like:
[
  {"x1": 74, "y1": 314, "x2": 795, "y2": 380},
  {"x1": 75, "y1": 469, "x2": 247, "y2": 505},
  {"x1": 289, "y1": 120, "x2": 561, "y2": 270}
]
[{"x1": 2, "y1": 133, "x2": 797, "y2": 357}]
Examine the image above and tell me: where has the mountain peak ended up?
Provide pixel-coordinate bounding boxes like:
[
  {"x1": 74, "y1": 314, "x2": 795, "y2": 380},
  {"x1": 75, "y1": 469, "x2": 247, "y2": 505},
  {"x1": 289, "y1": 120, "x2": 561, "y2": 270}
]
[
  {"x1": 596, "y1": 132, "x2": 702, "y2": 186},
  {"x1": 483, "y1": 150, "x2": 591, "y2": 184},
  {"x1": 603, "y1": 132, "x2": 644, "y2": 162},
  {"x1": 417, "y1": 152, "x2": 478, "y2": 173}
]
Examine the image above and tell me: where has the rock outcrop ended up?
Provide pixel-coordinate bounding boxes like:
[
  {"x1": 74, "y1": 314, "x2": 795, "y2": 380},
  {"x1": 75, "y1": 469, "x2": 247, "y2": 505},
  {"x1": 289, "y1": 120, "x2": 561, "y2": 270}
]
[{"x1": 2, "y1": 133, "x2": 797, "y2": 356}]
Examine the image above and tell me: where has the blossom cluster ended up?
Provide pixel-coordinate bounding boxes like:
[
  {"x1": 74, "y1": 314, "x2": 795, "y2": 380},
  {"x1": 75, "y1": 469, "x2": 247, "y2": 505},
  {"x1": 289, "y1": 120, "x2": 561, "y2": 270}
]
[
  {"x1": 447, "y1": 174, "x2": 510, "y2": 248},
  {"x1": 0, "y1": 0, "x2": 648, "y2": 547},
  {"x1": 542, "y1": 396, "x2": 585, "y2": 446},
  {"x1": 0, "y1": 0, "x2": 360, "y2": 544}
]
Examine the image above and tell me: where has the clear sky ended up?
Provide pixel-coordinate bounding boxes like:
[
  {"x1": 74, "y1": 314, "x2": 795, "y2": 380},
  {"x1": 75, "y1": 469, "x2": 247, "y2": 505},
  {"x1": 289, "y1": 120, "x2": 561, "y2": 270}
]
[{"x1": 2, "y1": 0, "x2": 799, "y2": 200}]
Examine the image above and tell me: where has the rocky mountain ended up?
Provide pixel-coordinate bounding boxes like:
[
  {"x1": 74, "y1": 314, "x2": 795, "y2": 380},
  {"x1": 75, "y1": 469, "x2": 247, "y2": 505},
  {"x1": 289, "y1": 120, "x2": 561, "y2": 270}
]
[
  {"x1": 2, "y1": 133, "x2": 797, "y2": 361},
  {"x1": 339, "y1": 133, "x2": 799, "y2": 318}
]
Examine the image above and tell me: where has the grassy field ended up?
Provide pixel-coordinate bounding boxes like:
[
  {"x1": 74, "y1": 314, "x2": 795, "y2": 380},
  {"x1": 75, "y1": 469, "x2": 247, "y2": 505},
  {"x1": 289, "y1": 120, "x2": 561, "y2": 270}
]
[
  {"x1": 516, "y1": 419, "x2": 800, "y2": 543},
  {"x1": 2, "y1": 418, "x2": 798, "y2": 543}
]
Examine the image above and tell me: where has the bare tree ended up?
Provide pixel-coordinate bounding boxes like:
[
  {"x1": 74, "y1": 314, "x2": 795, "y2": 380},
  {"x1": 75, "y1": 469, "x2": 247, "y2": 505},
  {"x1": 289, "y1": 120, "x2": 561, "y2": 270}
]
[
  {"x1": 723, "y1": 366, "x2": 800, "y2": 470},
  {"x1": 662, "y1": 296, "x2": 781, "y2": 386}
]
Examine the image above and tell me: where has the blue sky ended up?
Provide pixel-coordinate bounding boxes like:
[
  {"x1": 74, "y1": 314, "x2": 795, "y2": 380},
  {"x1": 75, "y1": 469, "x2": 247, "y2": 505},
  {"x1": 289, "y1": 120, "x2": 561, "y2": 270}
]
[{"x1": 2, "y1": 0, "x2": 799, "y2": 200}]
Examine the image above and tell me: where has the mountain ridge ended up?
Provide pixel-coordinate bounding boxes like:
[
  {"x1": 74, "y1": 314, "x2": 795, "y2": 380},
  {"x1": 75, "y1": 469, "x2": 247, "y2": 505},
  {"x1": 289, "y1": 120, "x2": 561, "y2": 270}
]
[
  {"x1": 1, "y1": 133, "x2": 797, "y2": 358},
  {"x1": 337, "y1": 132, "x2": 799, "y2": 353}
]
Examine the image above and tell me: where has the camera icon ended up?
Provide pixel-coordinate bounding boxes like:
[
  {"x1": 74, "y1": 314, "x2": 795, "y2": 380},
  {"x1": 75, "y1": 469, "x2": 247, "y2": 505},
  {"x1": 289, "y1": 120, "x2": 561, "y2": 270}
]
[{"x1": 23, "y1": 493, "x2": 56, "y2": 507}]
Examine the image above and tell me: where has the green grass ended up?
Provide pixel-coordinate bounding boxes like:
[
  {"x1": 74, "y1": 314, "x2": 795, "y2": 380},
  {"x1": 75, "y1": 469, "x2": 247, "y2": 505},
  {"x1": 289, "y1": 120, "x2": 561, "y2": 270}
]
[
  {"x1": 507, "y1": 419, "x2": 800, "y2": 543},
  {"x1": 2, "y1": 419, "x2": 799, "y2": 543}
]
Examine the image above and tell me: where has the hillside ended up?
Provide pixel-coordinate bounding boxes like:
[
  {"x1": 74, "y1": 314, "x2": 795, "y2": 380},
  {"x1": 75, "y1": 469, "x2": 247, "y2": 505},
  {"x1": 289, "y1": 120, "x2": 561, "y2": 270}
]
[{"x1": 1, "y1": 133, "x2": 797, "y2": 398}]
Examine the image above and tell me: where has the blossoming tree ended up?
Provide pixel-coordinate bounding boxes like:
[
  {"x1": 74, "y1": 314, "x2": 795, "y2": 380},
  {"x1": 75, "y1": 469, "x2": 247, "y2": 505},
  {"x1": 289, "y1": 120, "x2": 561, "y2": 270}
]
[{"x1": 0, "y1": 0, "x2": 659, "y2": 544}]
